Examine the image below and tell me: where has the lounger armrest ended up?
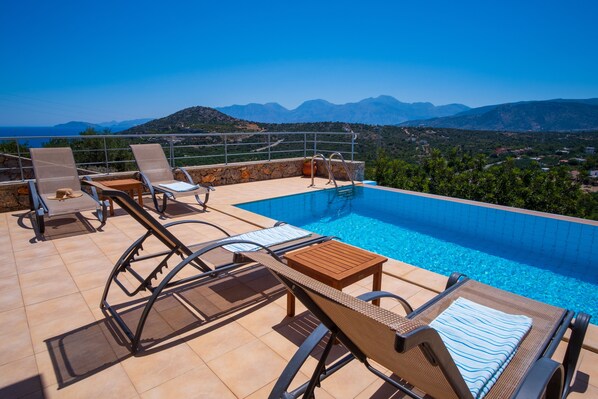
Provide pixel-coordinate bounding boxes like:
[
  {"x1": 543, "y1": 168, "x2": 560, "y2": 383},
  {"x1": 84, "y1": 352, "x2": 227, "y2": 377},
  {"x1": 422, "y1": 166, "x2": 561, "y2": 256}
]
[
  {"x1": 512, "y1": 357, "x2": 564, "y2": 399},
  {"x1": 175, "y1": 167, "x2": 214, "y2": 191},
  {"x1": 81, "y1": 176, "x2": 103, "y2": 203},
  {"x1": 135, "y1": 172, "x2": 157, "y2": 196},
  {"x1": 357, "y1": 291, "x2": 414, "y2": 314},
  {"x1": 28, "y1": 180, "x2": 44, "y2": 213},
  {"x1": 163, "y1": 220, "x2": 232, "y2": 237}
]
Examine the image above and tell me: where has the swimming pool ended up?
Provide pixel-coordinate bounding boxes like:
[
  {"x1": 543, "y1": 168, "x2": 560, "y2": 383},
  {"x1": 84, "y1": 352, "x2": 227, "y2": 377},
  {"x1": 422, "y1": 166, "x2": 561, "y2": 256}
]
[{"x1": 237, "y1": 185, "x2": 598, "y2": 323}]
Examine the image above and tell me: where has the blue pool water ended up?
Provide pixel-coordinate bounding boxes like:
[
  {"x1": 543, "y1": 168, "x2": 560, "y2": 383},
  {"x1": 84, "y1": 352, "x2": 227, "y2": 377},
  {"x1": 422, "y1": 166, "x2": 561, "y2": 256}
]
[{"x1": 237, "y1": 186, "x2": 598, "y2": 323}]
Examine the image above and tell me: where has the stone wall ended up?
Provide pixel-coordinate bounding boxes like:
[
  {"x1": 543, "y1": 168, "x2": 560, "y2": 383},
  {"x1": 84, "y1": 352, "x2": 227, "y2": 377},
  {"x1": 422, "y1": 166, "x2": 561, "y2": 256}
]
[
  {"x1": 0, "y1": 154, "x2": 34, "y2": 182},
  {"x1": 0, "y1": 157, "x2": 365, "y2": 213}
]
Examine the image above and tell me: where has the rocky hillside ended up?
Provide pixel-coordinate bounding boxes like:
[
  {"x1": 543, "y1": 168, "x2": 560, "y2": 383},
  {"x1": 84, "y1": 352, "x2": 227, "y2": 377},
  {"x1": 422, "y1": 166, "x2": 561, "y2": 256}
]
[
  {"x1": 123, "y1": 106, "x2": 262, "y2": 134},
  {"x1": 400, "y1": 99, "x2": 598, "y2": 131}
]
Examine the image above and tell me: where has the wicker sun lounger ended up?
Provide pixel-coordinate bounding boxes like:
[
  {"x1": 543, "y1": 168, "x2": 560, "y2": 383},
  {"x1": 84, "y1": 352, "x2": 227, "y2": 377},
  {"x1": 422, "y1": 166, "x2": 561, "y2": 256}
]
[
  {"x1": 130, "y1": 143, "x2": 213, "y2": 213},
  {"x1": 83, "y1": 180, "x2": 331, "y2": 353},
  {"x1": 242, "y1": 252, "x2": 590, "y2": 399},
  {"x1": 28, "y1": 147, "x2": 108, "y2": 235}
]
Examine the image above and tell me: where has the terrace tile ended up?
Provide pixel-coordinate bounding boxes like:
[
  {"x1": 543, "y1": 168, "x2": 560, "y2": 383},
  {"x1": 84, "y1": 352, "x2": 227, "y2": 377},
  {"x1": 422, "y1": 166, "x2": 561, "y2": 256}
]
[
  {"x1": 0, "y1": 308, "x2": 34, "y2": 366},
  {"x1": 139, "y1": 364, "x2": 237, "y2": 399},
  {"x1": 120, "y1": 343, "x2": 204, "y2": 393},
  {"x1": 0, "y1": 356, "x2": 42, "y2": 398},
  {"x1": 0, "y1": 275, "x2": 24, "y2": 312},
  {"x1": 19, "y1": 266, "x2": 79, "y2": 306},
  {"x1": 207, "y1": 340, "x2": 287, "y2": 398}
]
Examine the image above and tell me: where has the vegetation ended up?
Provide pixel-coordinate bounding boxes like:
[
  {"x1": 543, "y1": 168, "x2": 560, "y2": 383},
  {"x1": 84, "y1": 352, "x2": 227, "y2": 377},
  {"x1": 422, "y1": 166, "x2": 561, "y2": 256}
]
[
  {"x1": 372, "y1": 149, "x2": 598, "y2": 220},
  {"x1": 43, "y1": 128, "x2": 136, "y2": 172}
]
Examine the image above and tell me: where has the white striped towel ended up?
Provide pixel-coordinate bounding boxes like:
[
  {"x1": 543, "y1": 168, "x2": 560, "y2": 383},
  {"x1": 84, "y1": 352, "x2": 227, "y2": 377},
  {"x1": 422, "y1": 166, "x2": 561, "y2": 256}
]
[
  {"x1": 430, "y1": 297, "x2": 532, "y2": 399},
  {"x1": 159, "y1": 181, "x2": 199, "y2": 192},
  {"x1": 219, "y1": 224, "x2": 312, "y2": 252}
]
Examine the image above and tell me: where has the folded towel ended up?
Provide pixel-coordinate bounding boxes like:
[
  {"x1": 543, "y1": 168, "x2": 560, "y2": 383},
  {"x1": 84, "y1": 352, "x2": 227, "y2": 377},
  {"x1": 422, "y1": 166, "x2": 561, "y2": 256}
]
[
  {"x1": 430, "y1": 297, "x2": 532, "y2": 399},
  {"x1": 219, "y1": 224, "x2": 312, "y2": 252},
  {"x1": 159, "y1": 181, "x2": 200, "y2": 192}
]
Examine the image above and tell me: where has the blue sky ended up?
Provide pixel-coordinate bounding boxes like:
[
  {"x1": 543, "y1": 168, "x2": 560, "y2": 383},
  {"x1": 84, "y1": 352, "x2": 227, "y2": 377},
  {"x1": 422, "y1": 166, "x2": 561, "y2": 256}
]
[{"x1": 1, "y1": 0, "x2": 597, "y2": 125}]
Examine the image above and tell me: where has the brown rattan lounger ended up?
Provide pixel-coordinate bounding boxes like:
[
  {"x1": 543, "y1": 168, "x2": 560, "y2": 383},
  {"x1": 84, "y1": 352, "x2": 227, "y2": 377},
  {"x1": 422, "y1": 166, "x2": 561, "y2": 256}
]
[
  {"x1": 83, "y1": 180, "x2": 332, "y2": 353},
  {"x1": 130, "y1": 143, "x2": 213, "y2": 213},
  {"x1": 242, "y1": 251, "x2": 590, "y2": 399}
]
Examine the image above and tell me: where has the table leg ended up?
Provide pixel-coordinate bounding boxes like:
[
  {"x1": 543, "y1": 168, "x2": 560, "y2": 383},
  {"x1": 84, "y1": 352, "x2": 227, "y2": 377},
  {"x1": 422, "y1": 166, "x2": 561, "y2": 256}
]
[
  {"x1": 286, "y1": 292, "x2": 295, "y2": 317},
  {"x1": 372, "y1": 265, "x2": 382, "y2": 306},
  {"x1": 108, "y1": 198, "x2": 115, "y2": 216},
  {"x1": 137, "y1": 186, "x2": 144, "y2": 206}
]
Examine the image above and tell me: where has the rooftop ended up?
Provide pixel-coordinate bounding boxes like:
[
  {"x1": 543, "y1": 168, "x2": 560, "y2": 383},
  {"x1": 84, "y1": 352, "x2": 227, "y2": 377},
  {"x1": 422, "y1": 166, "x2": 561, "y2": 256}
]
[{"x1": 1, "y1": 177, "x2": 596, "y2": 398}]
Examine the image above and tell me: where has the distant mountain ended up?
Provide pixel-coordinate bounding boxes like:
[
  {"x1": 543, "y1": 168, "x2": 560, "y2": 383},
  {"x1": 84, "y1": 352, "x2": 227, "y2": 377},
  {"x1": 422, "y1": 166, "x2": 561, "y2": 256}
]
[
  {"x1": 400, "y1": 99, "x2": 598, "y2": 131},
  {"x1": 122, "y1": 106, "x2": 262, "y2": 134},
  {"x1": 53, "y1": 121, "x2": 101, "y2": 130},
  {"x1": 54, "y1": 118, "x2": 154, "y2": 132},
  {"x1": 98, "y1": 118, "x2": 154, "y2": 130},
  {"x1": 217, "y1": 95, "x2": 470, "y2": 124}
]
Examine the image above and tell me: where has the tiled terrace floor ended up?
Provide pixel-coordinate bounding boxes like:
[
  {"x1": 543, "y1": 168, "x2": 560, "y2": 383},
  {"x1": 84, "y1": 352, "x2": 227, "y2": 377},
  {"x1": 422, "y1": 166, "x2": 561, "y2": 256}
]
[{"x1": 0, "y1": 177, "x2": 596, "y2": 398}]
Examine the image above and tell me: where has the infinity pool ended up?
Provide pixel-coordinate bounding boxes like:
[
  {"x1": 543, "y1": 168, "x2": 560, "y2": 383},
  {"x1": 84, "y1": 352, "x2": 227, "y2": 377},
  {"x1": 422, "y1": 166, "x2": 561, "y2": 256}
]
[{"x1": 237, "y1": 186, "x2": 598, "y2": 323}]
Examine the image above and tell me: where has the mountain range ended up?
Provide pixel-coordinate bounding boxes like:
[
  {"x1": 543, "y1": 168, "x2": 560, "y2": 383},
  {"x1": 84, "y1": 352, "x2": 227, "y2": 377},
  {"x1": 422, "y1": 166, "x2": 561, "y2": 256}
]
[
  {"x1": 56, "y1": 97, "x2": 598, "y2": 134},
  {"x1": 216, "y1": 95, "x2": 469, "y2": 125},
  {"x1": 399, "y1": 99, "x2": 598, "y2": 131}
]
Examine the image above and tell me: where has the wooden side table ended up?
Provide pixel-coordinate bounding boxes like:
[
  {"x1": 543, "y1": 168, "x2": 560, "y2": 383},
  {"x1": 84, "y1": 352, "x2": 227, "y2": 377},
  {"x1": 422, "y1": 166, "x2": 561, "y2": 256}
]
[
  {"x1": 100, "y1": 178, "x2": 144, "y2": 216},
  {"x1": 284, "y1": 240, "x2": 387, "y2": 317}
]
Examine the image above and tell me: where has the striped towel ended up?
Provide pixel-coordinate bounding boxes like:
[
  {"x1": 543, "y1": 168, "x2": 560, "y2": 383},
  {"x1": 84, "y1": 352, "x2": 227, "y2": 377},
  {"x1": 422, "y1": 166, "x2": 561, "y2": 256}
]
[
  {"x1": 430, "y1": 297, "x2": 532, "y2": 399},
  {"x1": 219, "y1": 224, "x2": 312, "y2": 252},
  {"x1": 159, "y1": 181, "x2": 199, "y2": 192}
]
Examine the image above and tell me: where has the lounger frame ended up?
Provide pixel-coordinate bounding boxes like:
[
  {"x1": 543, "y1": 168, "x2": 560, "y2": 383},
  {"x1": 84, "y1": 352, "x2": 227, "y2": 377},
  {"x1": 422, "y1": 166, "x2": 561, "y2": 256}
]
[
  {"x1": 29, "y1": 147, "x2": 108, "y2": 235},
  {"x1": 130, "y1": 143, "x2": 213, "y2": 213},
  {"x1": 84, "y1": 180, "x2": 330, "y2": 353},
  {"x1": 242, "y1": 252, "x2": 590, "y2": 399}
]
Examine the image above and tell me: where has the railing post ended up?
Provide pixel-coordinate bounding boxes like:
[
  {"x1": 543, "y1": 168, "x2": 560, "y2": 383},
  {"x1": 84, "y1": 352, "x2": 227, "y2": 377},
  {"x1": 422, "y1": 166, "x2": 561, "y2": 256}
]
[
  {"x1": 16, "y1": 139, "x2": 24, "y2": 181},
  {"x1": 224, "y1": 134, "x2": 228, "y2": 165},
  {"x1": 313, "y1": 132, "x2": 317, "y2": 156},
  {"x1": 351, "y1": 133, "x2": 356, "y2": 162},
  {"x1": 303, "y1": 132, "x2": 307, "y2": 158},
  {"x1": 103, "y1": 136, "x2": 109, "y2": 172},
  {"x1": 169, "y1": 138, "x2": 174, "y2": 167},
  {"x1": 267, "y1": 133, "x2": 271, "y2": 161}
]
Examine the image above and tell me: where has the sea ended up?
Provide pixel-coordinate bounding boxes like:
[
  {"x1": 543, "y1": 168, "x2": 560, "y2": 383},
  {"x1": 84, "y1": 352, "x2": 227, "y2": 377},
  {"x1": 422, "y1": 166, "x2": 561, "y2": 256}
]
[{"x1": 0, "y1": 126, "x2": 122, "y2": 148}]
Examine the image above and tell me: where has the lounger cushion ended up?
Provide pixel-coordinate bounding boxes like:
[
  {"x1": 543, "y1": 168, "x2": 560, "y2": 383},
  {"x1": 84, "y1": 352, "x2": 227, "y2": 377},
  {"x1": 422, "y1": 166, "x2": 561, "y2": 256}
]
[
  {"x1": 159, "y1": 181, "x2": 200, "y2": 192},
  {"x1": 220, "y1": 225, "x2": 312, "y2": 252},
  {"x1": 430, "y1": 297, "x2": 532, "y2": 399}
]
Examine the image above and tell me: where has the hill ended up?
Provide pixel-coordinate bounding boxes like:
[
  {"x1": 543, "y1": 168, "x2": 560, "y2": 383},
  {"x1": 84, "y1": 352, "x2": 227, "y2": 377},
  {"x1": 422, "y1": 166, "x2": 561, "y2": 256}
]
[
  {"x1": 53, "y1": 121, "x2": 101, "y2": 130},
  {"x1": 400, "y1": 99, "x2": 598, "y2": 131},
  {"x1": 123, "y1": 106, "x2": 262, "y2": 134},
  {"x1": 217, "y1": 95, "x2": 469, "y2": 124},
  {"x1": 55, "y1": 118, "x2": 154, "y2": 132}
]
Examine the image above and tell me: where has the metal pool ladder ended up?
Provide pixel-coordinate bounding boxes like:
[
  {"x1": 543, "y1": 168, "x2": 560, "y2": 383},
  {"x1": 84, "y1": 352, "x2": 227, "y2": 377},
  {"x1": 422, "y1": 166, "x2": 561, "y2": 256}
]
[{"x1": 309, "y1": 152, "x2": 355, "y2": 193}]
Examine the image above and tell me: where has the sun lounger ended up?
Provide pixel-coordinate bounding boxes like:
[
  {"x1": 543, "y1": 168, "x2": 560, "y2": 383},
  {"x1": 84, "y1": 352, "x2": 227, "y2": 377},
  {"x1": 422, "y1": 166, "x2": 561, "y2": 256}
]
[
  {"x1": 28, "y1": 147, "x2": 108, "y2": 235},
  {"x1": 83, "y1": 180, "x2": 331, "y2": 353},
  {"x1": 130, "y1": 143, "x2": 213, "y2": 213},
  {"x1": 242, "y1": 251, "x2": 590, "y2": 399}
]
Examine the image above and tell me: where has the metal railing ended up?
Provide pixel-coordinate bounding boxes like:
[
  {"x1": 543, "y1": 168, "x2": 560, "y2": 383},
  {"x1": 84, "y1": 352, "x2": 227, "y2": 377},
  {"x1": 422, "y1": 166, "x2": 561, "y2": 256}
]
[{"x1": 0, "y1": 131, "x2": 358, "y2": 183}]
